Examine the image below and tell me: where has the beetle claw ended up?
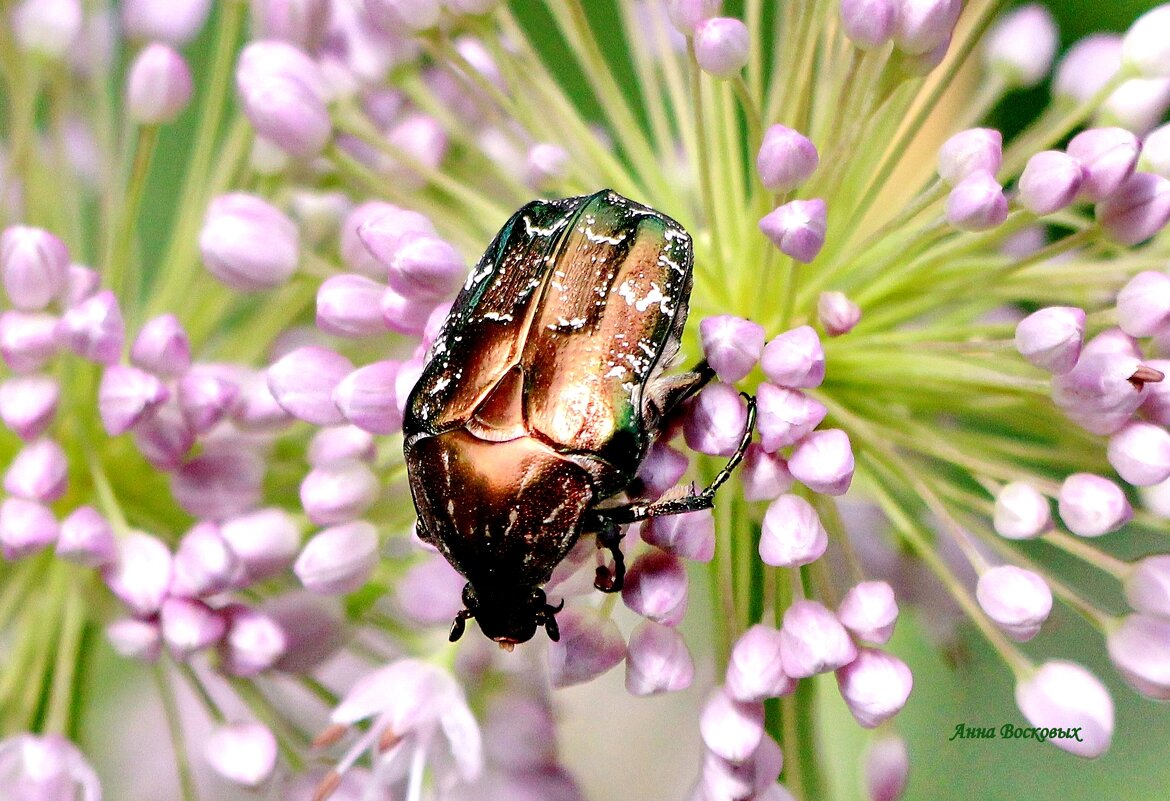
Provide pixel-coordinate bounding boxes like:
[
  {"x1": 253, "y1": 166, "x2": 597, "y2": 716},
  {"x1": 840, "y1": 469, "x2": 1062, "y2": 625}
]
[{"x1": 449, "y1": 608, "x2": 472, "y2": 642}]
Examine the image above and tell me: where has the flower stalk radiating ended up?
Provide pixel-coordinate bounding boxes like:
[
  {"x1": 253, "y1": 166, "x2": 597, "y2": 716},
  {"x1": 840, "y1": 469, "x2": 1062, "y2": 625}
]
[{"x1": 4, "y1": 1, "x2": 1170, "y2": 800}]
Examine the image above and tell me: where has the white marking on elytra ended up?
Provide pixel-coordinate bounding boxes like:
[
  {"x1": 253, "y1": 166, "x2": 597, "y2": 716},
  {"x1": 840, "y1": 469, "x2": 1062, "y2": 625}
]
[
  {"x1": 584, "y1": 227, "x2": 626, "y2": 245},
  {"x1": 523, "y1": 214, "x2": 567, "y2": 238},
  {"x1": 482, "y1": 312, "x2": 513, "y2": 322}
]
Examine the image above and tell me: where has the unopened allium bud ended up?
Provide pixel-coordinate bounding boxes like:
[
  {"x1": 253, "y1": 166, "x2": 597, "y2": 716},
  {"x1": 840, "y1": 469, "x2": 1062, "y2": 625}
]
[
  {"x1": 171, "y1": 445, "x2": 265, "y2": 520},
  {"x1": 64, "y1": 264, "x2": 100, "y2": 307},
  {"x1": 220, "y1": 508, "x2": 301, "y2": 583},
  {"x1": 667, "y1": 0, "x2": 723, "y2": 34},
  {"x1": 865, "y1": 734, "x2": 909, "y2": 801},
  {"x1": 57, "y1": 290, "x2": 124, "y2": 364},
  {"x1": 790, "y1": 429, "x2": 855, "y2": 495},
  {"x1": 104, "y1": 532, "x2": 173, "y2": 616},
  {"x1": 993, "y1": 482, "x2": 1051, "y2": 539},
  {"x1": 700, "y1": 315, "x2": 765, "y2": 383},
  {"x1": 380, "y1": 287, "x2": 437, "y2": 338},
  {"x1": 267, "y1": 345, "x2": 353, "y2": 425},
  {"x1": 1050, "y1": 352, "x2": 1153, "y2": 434},
  {"x1": 333, "y1": 361, "x2": 404, "y2": 435},
  {"x1": 759, "y1": 494, "x2": 828, "y2": 567},
  {"x1": 1016, "y1": 661, "x2": 1114, "y2": 757},
  {"x1": 251, "y1": 0, "x2": 333, "y2": 49},
  {"x1": 741, "y1": 444, "x2": 793, "y2": 502},
  {"x1": 366, "y1": 0, "x2": 442, "y2": 32},
  {"x1": 107, "y1": 617, "x2": 162, "y2": 662},
  {"x1": 983, "y1": 5, "x2": 1058, "y2": 89},
  {"x1": 759, "y1": 199, "x2": 827, "y2": 263},
  {"x1": 755, "y1": 384, "x2": 827, "y2": 451},
  {"x1": 127, "y1": 43, "x2": 193, "y2": 124},
  {"x1": 1126, "y1": 554, "x2": 1170, "y2": 617},
  {"x1": 547, "y1": 607, "x2": 626, "y2": 688},
  {"x1": 300, "y1": 460, "x2": 379, "y2": 525},
  {"x1": 1083, "y1": 327, "x2": 1141, "y2": 359},
  {"x1": 836, "y1": 649, "x2": 914, "y2": 728},
  {"x1": 160, "y1": 596, "x2": 227, "y2": 658},
  {"x1": 200, "y1": 193, "x2": 300, "y2": 291},
  {"x1": 694, "y1": 18, "x2": 749, "y2": 78},
  {"x1": 1067, "y1": 127, "x2": 1140, "y2": 202},
  {"x1": 308, "y1": 425, "x2": 376, "y2": 467},
  {"x1": 700, "y1": 687, "x2": 765, "y2": 762},
  {"x1": 0, "y1": 312, "x2": 59, "y2": 374},
  {"x1": 132, "y1": 406, "x2": 193, "y2": 470},
  {"x1": 1106, "y1": 614, "x2": 1170, "y2": 699},
  {"x1": 264, "y1": 592, "x2": 346, "y2": 672},
  {"x1": 220, "y1": 604, "x2": 288, "y2": 676},
  {"x1": 12, "y1": 0, "x2": 83, "y2": 58},
  {"x1": 893, "y1": 0, "x2": 961, "y2": 56},
  {"x1": 385, "y1": 233, "x2": 466, "y2": 302},
  {"x1": 1, "y1": 226, "x2": 70, "y2": 312},
  {"x1": 0, "y1": 497, "x2": 58, "y2": 560},
  {"x1": 1122, "y1": 5, "x2": 1170, "y2": 78},
  {"x1": 294, "y1": 521, "x2": 379, "y2": 594},
  {"x1": 838, "y1": 581, "x2": 900, "y2": 645},
  {"x1": 683, "y1": 382, "x2": 749, "y2": 457},
  {"x1": 976, "y1": 565, "x2": 1053, "y2": 641},
  {"x1": 761, "y1": 326, "x2": 825, "y2": 388},
  {"x1": 56, "y1": 506, "x2": 116, "y2": 567},
  {"x1": 122, "y1": 0, "x2": 212, "y2": 44},
  {"x1": 131, "y1": 314, "x2": 191, "y2": 377},
  {"x1": 177, "y1": 368, "x2": 239, "y2": 434},
  {"x1": 98, "y1": 365, "x2": 168, "y2": 435},
  {"x1": 354, "y1": 205, "x2": 437, "y2": 273},
  {"x1": 780, "y1": 599, "x2": 858, "y2": 678},
  {"x1": 394, "y1": 554, "x2": 464, "y2": 626},
  {"x1": 236, "y1": 41, "x2": 331, "y2": 158},
  {"x1": 897, "y1": 33, "x2": 952, "y2": 76},
  {"x1": 946, "y1": 171, "x2": 1009, "y2": 231},
  {"x1": 1116, "y1": 271, "x2": 1170, "y2": 340},
  {"x1": 636, "y1": 442, "x2": 690, "y2": 498},
  {"x1": 622, "y1": 549, "x2": 689, "y2": 625},
  {"x1": 526, "y1": 143, "x2": 570, "y2": 191},
  {"x1": 726, "y1": 624, "x2": 795, "y2": 702},
  {"x1": 1017, "y1": 151, "x2": 1083, "y2": 215},
  {"x1": 625, "y1": 621, "x2": 695, "y2": 696},
  {"x1": 205, "y1": 722, "x2": 279, "y2": 787},
  {"x1": 4, "y1": 437, "x2": 67, "y2": 502},
  {"x1": 394, "y1": 357, "x2": 425, "y2": 417},
  {"x1": 839, "y1": 0, "x2": 897, "y2": 50},
  {"x1": 702, "y1": 735, "x2": 784, "y2": 801},
  {"x1": 937, "y1": 129, "x2": 1003, "y2": 185},
  {"x1": 756, "y1": 125, "x2": 819, "y2": 193},
  {"x1": 1100, "y1": 172, "x2": 1170, "y2": 245},
  {"x1": 641, "y1": 509, "x2": 716, "y2": 562},
  {"x1": 1014, "y1": 307, "x2": 1085, "y2": 374},
  {"x1": 1108, "y1": 422, "x2": 1170, "y2": 486},
  {"x1": 818, "y1": 291, "x2": 861, "y2": 336},
  {"x1": 0, "y1": 374, "x2": 57, "y2": 440},
  {"x1": 1143, "y1": 124, "x2": 1170, "y2": 176},
  {"x1": 1059, "y1": 473, "x2": 1132, "y2": 537}
]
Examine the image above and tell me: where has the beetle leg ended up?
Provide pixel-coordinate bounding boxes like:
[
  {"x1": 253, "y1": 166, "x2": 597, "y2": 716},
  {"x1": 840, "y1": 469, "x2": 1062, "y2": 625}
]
[
  {"x1": 449, "y1": 608, "x2": 473, "y2": 642},
  {"x1": 537, "y1": 598, "x2": 564, "y2": 641},
  {"x1": 592, "y1": 517, "x2": 626, "y2": 593}
]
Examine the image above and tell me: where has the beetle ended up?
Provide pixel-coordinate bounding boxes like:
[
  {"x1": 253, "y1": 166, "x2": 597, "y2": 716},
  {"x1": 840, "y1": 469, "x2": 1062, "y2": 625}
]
[{"x1": 404, "y1": 189, "x2": 755, "y2": 647}]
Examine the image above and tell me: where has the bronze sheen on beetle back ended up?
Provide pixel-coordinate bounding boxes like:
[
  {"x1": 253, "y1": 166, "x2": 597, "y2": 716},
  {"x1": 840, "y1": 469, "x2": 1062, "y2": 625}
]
[{"x1": 404, "y1": 190, "x2": 755, "y2": 647}]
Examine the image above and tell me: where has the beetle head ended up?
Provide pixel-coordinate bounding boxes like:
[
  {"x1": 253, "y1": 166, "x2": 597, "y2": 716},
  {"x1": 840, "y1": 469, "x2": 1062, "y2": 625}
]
[{"x1": 449, "y1": 584, "x2": 563, "y2": 647}]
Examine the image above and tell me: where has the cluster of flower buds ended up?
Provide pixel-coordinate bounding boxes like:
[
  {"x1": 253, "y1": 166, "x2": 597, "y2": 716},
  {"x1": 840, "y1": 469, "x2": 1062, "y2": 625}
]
[{"x1": 756, "y1": 126, "x2": 826, "y2": 264}]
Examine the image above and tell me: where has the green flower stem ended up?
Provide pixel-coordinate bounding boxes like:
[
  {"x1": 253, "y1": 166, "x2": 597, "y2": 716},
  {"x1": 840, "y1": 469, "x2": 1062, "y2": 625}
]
[
  {"x1": 208, "y1": 276, "x2": 318, "y2": 365},
  {"x1": 228, "y1": 678, "x2": 308, "y2": 770},
  {"x1": 175, "y1": 662, "x2": 226, "y2": 725},
  {"x1": 44, "y1": 571, "x2": 87, "y2": 736},
  {"x1": 0, "y1": 559, "x2": 36, "y2": 633},
  {"x1": 617, "y1": 1, "x2": 679, "y2": 165},
  {"x1": 103, "y1": 124, "x2": 160, "y2": 319},
  {"x1": 687, "y1": 43, "x2": 726, "y2": 267},
  {"x1": 154, "y1": 664, "x2": 200, "y2": 801},
  {"x1": 731, "y1": 75, "x2": 764, "y2": 158},
  {"x1": 297, "y1": 675, "x2": 339, "y2": 708},
  {"x1": 811, "y1": 494, "x2": 865, "y2": 585},
  {"x1": 1044, "y1": 530, "x2": 1132, "y2": 581},
  {"x1": 746, "y1": 0, "x2": 765, "y2": 98}
]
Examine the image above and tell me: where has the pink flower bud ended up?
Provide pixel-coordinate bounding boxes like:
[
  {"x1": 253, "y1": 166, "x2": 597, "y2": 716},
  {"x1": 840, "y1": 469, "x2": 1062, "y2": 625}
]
[
  {"x1": 694, "y1": 17, "x2": 749, "y2": 78},
  {"x1": 1116, "y1": 271, "x2": 1170, "y2": 339},
  {"x1": 1126, "y1": 554, "x2": 1170, "y2": 617},
  {"x1": 1051, "y1": 352, "x2": 1152, "y2": 434},
  {"x1": 983, "y1": 5, "x2": 1058, "y2": 88},
  {"x1": 896, "y1": 33, "x2": 952, "y2": 76},
  {"x1": 1143, "y1": 123, "x2": 1170, "y2": 176},
  {"x1": 12, "y1": 0, "x2": 82, "y2": 57},
  {"x1": 838, "y1": 581, "x2": 899, "y2": 644},
  {"x1": 976, "y1": 565, "x2": 1053, "y2": 641},
  {"x1": 0, "y1": 312, "x2": 59, "y2": 373},
  {"x1": 104, "y1": 532, "x2": 173, "y2": 616},
  {"x1": 1016, "y1": 661, "x2": 1113, "y2": 757},
  {"x1": 366, "y1": 0, "x2": 442, "y2": 32},
  {"x1": 993, "y1": 481, "x2": 1051, "y2": 539},
  {"x1": 127, "y1": 43, "x2": 193, "y2": 124},
  {"x1": 789, "y1": 429, "x2": 855, "y2": 495},
  {"x1": 759, "y1": 494, "x2": 828, "y2": 567},
  {"x1": 667, "y1": 0, "x2": 723, "y2": 34},
  {"x1": 200, "y1": 193, "x2": 300, "y2": 291},
  {"x1": 937, "y1": 129, "x2": 1003, "y2": 185},
  {"x1": 1017, "y1": 150, "x2": 1083, "y2": 215},
  {"x1": 251, "y1": 0, "x2": 333, "y2": 49},
  {"x1": 636, "y1": 442, "x2": 690, "y2": 498},
  {"x1": 172, "y1": 445, "x2": 265, "y2": 520},
  {"x1": 683, "y1": 382, "x2": 749, "y2": 457},
  {"x1": 353, "y1": 205, "x2": 437, "y2": 274},
  {"x1": 380, "y1": 284, "x2": 437, "y2": 336},
  {"x1": 219, "y1": 604, "x2": 288, "y2": 676},
  {"x1": 1106, "y1": 614, "x2": 1170, "y2": 699},
  {"x1": 160, "y1": 596, "x2": 226, "y2": 658},
  {"x1": 0, "y1": 497, "x2": 58, "y2": 560},
  {"x1": 267, "y1": 345, "x2": 353, "y2": 425},
  {"x1": 384, "y1": 113, "x2": 448, "y2": 189},
  {"x1": 726, "y1": 624, "x2": 796, "y2": 702},
  {"x1": 699, "y1": 687, "x2": 765, "y2": 762},
  {"x1": 57, "y1": 289, "x2": 124, "y2": 364},
  {"x1": 1108, "y1": 422, "x2": 1170, "y2": 486},
  {"x1": 0, "y1": 374, "x2": 58, "y2": 439},
  {"x1": 865, "y1": 734, "x2": 909, "y2": 801},
  {"x1": 741, "y1": 444, "x2": 793, "y2": 501},
  {"x1": 294, "y1": 520, "x2": 379, "y2": 594},
  {"x1": 818, "y1": 291, "x2": 861, "y2": 336},
  {"x1": 1, "y1": 226, "x2": 69, "y2": 310},
  {"x1": 4, "y1": 437, "x2": 67, "y2": 502},
  {"x1": 308, "y1": 425, "x2": 376, "y2": 467},
  {"x1": 300, "y1": 460, "x2": 378, "y2": 525},
  {"x1": 780, "y1": 599, "x2": 857, "y2": 678},
  {"x1": 761, "y1": 325, "x2": 825, "y2": 388},
  {"x1": 702, "y1": 735, "x2": 784, "y2": 801},
  {"x1": 385, "y1": 233, "x2": 466, "y2": 302},
  {"x1": 893, "y1": 0, "x2": 961, "y2": 56},
  {"x1": 333, "y1": 361, "x2": 405, "y2": 435},
  {"x1": 316, "y1": 274, "x2": 388, "y2": 338},
  {"x1": 106, "y1": 617, "x2": 162, "y2": 662},
  {"x1": 625, "y1": 621, "x2": 695, "y2": 696},
  {"x1": 641, "y1": 509, "x2": 716, "y2": 562},
  {"x1": 839, "y1": 0, "x2": 897, "y2": 50},
  {"x1": 394, "y1": 357, "x2": 425, "y2": 418},
  {"x1": 1058, "y1": 473, "x2": 1132, "y2": 536},
  {"x1": 171, "y1": 522, "x2": 238, "y2": 597},
  {"x1": 1123, "y1": 5, "x2": 1170, "y2": 78},
  {"x1": 622, "y1": 549, "x2": 689, "y2": 625},
  {"x1": 131, "y1": 314, "x2": 191, "y2": 377},
  {"x1": 220, "y1": 508, "x2": 301, "y2": 583},
  {"x1": 177, "y1": 367, "x2": 240, "y2": 434},
  {"x1": 547, "y1": 607, "x2": 626, "y2": 688},
  {"x1": 700, "y1": 315, "x2": 765, "y2": 383},
  {"x1": 1099, "y1": 172, "x2": 1170, "y2": 245},
  {"x1": 759, "y1": 199, "x2": 827, "y2": 263},
  {"x1": 1014, "y1": 306, "x2": 1085, "y2": 374},
  {"x1": 525, "y1": 143, "x2": 570, "y2": 191},
  {"x1": 98, "y1": 365, "x2": 168, "y2": 435},
  {"x1": 264, "y1": 592, "x2": 347, "y2": 672},
  {"x1": 946, "y1": 171, "x2": 1009, "y2": 231},
  {"x1": 756, "y1": 125, "x2": 819, "y2": 193},
  {"x1": 64, "y1": 264, "x2": 99, "y2": 307},
  {"x1": 1067, "y1": 127, "x2": 1140, "y2": 202},
  {"x1": 755, "y1": 384, "x2": 827, "y2": 452},
  {"x1": 56, "y1": 506, "x2": 115, "y2": 567},
  {"x1": 122, "y1": 0, "x2": 211, "y2": 44},
  {"x1": 236, "y1": 41, "x2": 331, "y2": 158},
  {"x1": 205, "y1": 721, "x2": 278, "y2": 787},
  {"x1": 836, "y1": 648, "x2": 913, "y2": 728},
  {"x1": 394, "y1": 554, "x2": 464, "y2": 626}
]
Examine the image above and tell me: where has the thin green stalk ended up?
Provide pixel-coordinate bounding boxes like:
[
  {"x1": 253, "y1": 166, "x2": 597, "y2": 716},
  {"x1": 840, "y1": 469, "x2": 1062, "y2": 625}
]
[
  {"x1": 155, "y1": 664, "x2": 200, "y2": 801},
  {"x1": 103, "y1": 124, "x2": 160, "y2": 315}
]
